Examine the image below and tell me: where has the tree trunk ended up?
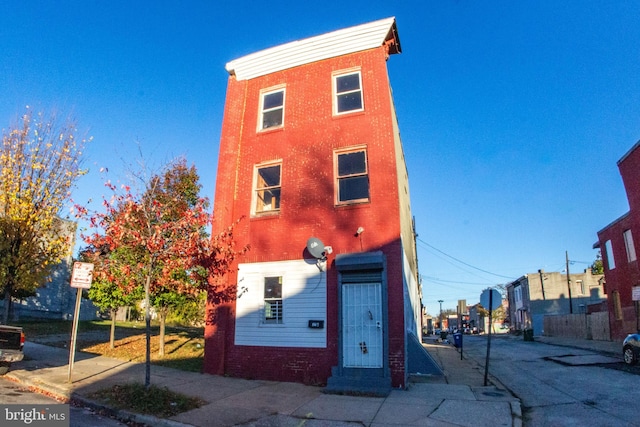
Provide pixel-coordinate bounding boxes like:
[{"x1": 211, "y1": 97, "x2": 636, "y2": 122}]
[
  {"x1": 144, "y1": 273, "x2": 152, "y2": 389},
  {"x1": 159, "y1": 308, "x2": 167, "y2": 357},
  {"x1": 109, "y1": 308, "x2": 116, "y2": 349},
  {"x1": 2, "y1": 285, "x2": 12, "y2": 324}
]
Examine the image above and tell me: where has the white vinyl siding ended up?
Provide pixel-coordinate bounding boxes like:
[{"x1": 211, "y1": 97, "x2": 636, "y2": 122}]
[{"x1": 234, "y1": 259, "x2": 327, "y2": 348}]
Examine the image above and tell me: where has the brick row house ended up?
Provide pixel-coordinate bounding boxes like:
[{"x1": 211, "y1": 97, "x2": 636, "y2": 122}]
[
  {"x1": 594, "y1": 141, "x2": 640, "y2": 341},
  {"x1": 204, "y1": 18, "x2": 422, "y2": 394}
]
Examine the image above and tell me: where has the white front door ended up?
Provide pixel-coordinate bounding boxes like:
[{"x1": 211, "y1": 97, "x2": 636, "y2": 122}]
[{"x1": 342, "y1": 282, "x2": 383, "y2": 368}]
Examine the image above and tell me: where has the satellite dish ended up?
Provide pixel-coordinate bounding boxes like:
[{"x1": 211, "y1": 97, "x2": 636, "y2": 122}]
[{"x1": 306, "y1": 237, "x2": 326, "y2": 259}]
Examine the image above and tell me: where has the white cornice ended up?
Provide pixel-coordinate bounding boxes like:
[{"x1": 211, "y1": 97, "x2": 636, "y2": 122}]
[{"x1": 226, "y1": 17, "x2": 401, "y2": 81}]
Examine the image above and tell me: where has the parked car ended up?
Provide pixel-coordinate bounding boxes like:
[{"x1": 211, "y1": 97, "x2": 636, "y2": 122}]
[
  {"x1": 0, "y1": 325, "x2": 25, "y2": 375},
  {"x1": 623, "y1": 333, "x2": 640, "y2": 365}
]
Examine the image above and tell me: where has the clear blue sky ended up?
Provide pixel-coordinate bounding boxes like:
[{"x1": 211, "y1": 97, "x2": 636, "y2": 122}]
[{"x1": 2, "y1": 2, "x2": 639, "y2": 315}]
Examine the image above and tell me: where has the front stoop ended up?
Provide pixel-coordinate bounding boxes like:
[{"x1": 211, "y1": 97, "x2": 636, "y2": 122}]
[{"x1": 324, "y1": 367, "x2": 392, "y2": 397}]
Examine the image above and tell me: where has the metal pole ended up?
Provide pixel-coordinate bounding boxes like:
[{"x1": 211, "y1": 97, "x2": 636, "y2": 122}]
[
  {"x1": 538, "y1": 269, "x2": 546, "y2": 300},
  {"x1": 67, "y1": 288, "x2": 82, "y2": 382},
  {"x1": 566, "y1": 251, "x2": 573, "y2": 314},
  {"x1": 484, "y1": 290, "x2": 493, "y2": 386}
]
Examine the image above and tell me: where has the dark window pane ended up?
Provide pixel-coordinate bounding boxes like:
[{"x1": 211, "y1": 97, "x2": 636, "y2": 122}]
[
  {"x1": 337, "y1": 93, "x2": 362, "y2": 112},
  {"x1": 258, "y1": 166, "x2": 281, "y2": 187},
  {"x1": 262, "y1": 109, "x2": 283, "y2": 128},
  {"x1": 336, "y1": 74, "x2": 360, "y2": 93},
  {"x1": 339, "y1": 176, "x2": 369, "y2": 201},
  {"x1": 257, "y1": 188, "x2": 280, "y2": 211},
  {"x1": 338, "y1": 151, "x2": 366, "y2": 176},
  {"x1": 264, "y1": 277, "x2": 282, "y2": 298},
  {"x1": 263, "y1": 91, "x2": 284, "y2": 109}
]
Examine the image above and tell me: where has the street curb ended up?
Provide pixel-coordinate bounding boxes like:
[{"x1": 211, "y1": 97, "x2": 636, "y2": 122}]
[
  {"x1": 71, "y1": 394, "x2": 196, "y2": 427},
  {"x1": 5, "y1": 371, "x2": 194, "y2": 427}
]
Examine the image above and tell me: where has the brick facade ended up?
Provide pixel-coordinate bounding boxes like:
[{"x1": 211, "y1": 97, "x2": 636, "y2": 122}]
[
  {"x1": 595, "y1": 141, "x2": 640, "y2": 341},
  {"x1": 205, "y1": 19, "x2": 418, "y2": 389}
]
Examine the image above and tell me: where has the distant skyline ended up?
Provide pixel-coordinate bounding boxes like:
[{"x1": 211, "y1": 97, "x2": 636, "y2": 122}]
[{"x1": 2, "y1": 2, "x2": 639, "y2": 314}]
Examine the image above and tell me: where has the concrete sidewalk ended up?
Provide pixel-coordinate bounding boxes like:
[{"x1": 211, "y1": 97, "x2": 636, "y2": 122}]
[{"x1": 7, "y1": 338, "x2": 521, "y2": 427}]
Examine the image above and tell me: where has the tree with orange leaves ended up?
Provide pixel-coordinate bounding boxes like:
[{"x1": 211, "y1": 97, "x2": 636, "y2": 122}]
[{"x1": 76, "y1": 158, "x2": 245, "y2": 388}]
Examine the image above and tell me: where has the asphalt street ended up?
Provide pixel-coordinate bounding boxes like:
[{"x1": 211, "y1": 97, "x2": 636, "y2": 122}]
[{"x1": 460, "y1": 334, "x2": 637, "y2": 426}]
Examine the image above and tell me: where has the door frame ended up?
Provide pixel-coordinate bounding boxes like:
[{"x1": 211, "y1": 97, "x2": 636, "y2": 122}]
[{"x1": 335, "y1": 252, "x2": 390, "y2": 380}]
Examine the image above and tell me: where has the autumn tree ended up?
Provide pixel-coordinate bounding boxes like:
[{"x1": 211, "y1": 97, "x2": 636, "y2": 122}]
[
  {"x1": 591, "y1": 251, "x2": 604, "y2": 275},
  {"x1": 80, "y1": 246, "x2": 144, "y2": 349},
  {"x1": 75, "y1": 158, "x2": 245, "y2": 388},
  {"x1": 0, "y1": 108, "x2": 89, "y2": 323}
]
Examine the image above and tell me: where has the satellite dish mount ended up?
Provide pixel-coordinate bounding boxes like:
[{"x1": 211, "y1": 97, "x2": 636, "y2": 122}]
[{"x1": 307, "y1": 237, "x2": 332, "y2": 271}]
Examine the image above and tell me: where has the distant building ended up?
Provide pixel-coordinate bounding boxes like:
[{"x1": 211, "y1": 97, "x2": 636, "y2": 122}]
[
  {"x1": 205, "y1": 18, "x2": 423, "y2": 394},
  {"x1": 594, "y1": 141, "x2": 640, "y2": 341},
  {"x1": 1, "y1": 218, "x2": 98, "y2": 321},
  {"x1": 506, "y1": 270, "x2": 605, "y2": 335}
]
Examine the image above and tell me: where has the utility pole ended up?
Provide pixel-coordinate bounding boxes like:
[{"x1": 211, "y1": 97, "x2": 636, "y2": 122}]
[
  {"x1": 438, "y1": 300, "x2": 444, "y2": 329},
  {"x1": 566, "y1": 251, "x2": 573, "y2": 314},
  {"x1": 538, "y1": 269, "x2": 546, "y2": 300}
]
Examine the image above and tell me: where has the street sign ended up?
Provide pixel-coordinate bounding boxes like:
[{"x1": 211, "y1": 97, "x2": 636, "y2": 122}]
[
  {"x1": 70, "y1": 262, "x2": 94, "y2": 289},
  {"x1": 633, "y1": 286, "x2": 640, "y2": 301},
  {"x1": 68, "y1": 261, "x2": 94, "y2": 382},
  {"x1": 480, "y1": 288, "x2": 501, "y2": 311}
]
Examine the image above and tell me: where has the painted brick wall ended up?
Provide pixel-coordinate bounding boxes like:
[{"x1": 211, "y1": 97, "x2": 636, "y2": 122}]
[{"x1": 206, "y1": 45, "x2": 408, "y2": 386}]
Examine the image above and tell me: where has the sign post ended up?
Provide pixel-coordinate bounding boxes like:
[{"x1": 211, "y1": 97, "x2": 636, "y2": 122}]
[
  {"x1": 480, "y1": 288, "x2": 501, "y2": 386},
  {"x1": 67, "y1": 262, "x2": 94, "y2": 383},
  {"x1": 633, "y1": 286, "x2": 640, "y2": 333}
]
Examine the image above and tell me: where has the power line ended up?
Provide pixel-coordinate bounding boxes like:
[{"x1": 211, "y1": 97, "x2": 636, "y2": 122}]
[{"x1": 417, "y1": 238, "x2": 517, "y2": 280}]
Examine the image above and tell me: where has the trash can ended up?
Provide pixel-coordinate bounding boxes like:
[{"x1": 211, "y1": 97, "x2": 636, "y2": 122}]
[
  {"x1": 523, "y1": 328, "x2": 534, "y2": 341},
  {"x1": 440, "y1": 331, "x2": 448, "y2": 340},
  {"x1": 453, "y1": 332, "x2": 463, "y2": 348}
]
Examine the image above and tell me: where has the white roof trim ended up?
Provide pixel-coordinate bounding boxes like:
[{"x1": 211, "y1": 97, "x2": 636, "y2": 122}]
[{"x1": 226, "y1": 17, "x2": 400, "y2": 81}]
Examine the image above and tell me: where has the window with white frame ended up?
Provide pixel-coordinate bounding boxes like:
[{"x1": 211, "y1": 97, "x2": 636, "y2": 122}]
[
  {"x1": 335, "y1": 148, "x2": 369, "y2": 204},
  {"x1": 264, "y1": 276, "x2": 283, "y2": 324},
  {"x1": 605, "y1": 239, "x2": 616, "y2": 270},
  {"x1": 259, "y1": 88, "x2": 285, "y2": 130},
  {"x1": 333, "y1": 71, "x2": 363, "y2": 114},
  {"x1": 253, "y1": 163, "x2": 281, "y2": 214},
  {"x1": 623, "y1": 229, "x2": 637, "y2": 262}
]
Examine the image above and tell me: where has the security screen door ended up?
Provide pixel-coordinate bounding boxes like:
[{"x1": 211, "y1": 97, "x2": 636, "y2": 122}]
[{"x1": 342, "y1": 282, "x2": 383, "y2": 368}]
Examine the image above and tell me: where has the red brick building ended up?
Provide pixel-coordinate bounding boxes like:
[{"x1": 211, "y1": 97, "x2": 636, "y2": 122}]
[
  {"x1": 594, "y1": 141, "x2": 640, "y2": 341},
  {"x1": 204, "y1": 18, "x2": 422, "y2": 394}
]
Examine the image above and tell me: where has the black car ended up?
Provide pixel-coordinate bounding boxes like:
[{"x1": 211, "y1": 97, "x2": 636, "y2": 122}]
[{"x1": 623, "y1": 333, "x2": 640, "y2": 365}]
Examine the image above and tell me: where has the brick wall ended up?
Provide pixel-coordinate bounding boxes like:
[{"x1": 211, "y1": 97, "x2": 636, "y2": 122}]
[{"x1": 206, "y1": 46, "x2": 408, "y2": 386}]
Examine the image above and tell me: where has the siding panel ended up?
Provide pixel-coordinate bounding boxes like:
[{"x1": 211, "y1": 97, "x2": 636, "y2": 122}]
[{"x1": 234, "y1": 259, "x2": 327, "y2": 348}]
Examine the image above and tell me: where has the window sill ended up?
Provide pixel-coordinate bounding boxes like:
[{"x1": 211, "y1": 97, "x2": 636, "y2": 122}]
[
  {"x1": 335, "y1": 200, "x2": 371, "y2": 209},
  {"x1": 332, "y1": 110, "x2": 365, "y2": 119},
  {"x1": 251, "y1": 211, "x2": 280, "y2": 220},
  {"x1": 257, "y1": 125, "x2": 284, "y2": 135}
]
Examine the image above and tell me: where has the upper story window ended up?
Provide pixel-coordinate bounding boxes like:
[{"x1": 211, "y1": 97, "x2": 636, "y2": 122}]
[
  {"x1": 335, "y1": 148, "x2": 369, "y2": 204},
  {"x1": 259, "y1": 87, "x2": 285, "y2": 130},
  {"x1": 605, "y1": 239, "x2": 616, "y2": 270},
  {"x1": 623, "y1": 229, "x2": 637, "y2": 262},
  {"x1": 333, "y1": 71, "x2": 363, "y2": 115},
  {"x1": 264, "y1": 276, "x2": 283, "y2": 324},
  {"x1": 253, "y1": 162, "x2": 281, "y2": 214}
]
